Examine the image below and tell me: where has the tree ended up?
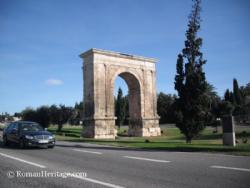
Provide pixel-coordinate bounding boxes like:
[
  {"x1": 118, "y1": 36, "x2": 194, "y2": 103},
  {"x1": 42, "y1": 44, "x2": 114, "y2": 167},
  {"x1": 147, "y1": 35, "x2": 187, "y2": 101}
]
[
  {"x1": 224, "y1": 79, "x2": 246, "y2": 117},
  {"x1": 157, "y1": 92, "x2": 176, "y2": 124},
  {"x1": 234, "y1": 82, "x2": 250, "y2": 122},
  {"x1": 51, "y1": 105, "x2": 73, "y2": 131},
  {"x1": 49, "y1": 105, "x2": 59, "y2": 125},
  {"x1": 22, "y1": 106, "x2": 50, "y2": 128},
  {"x1": 204, "y1": 83, "x2": 218, "y2": 114},
  {"x1": 219, "y1": 101, "x2": 234, "y2": 116},
  {"x1": 241, "y1": 83, "x2": 250, "y2": 111},
  {"x1": 36, "y1": 106, "x2": 51, "y2": 128},
  {"x1": 115, "y1": 88, "x2": 126, "y2": 129},
  {"x1": 0, "y1": 112, "x2": 14, "y2": 122},
  {"x1": 174, "y1": 0, "x2": 209, "y2": 143},
  {"x1": 68, "y1": 102, "x2": 84, "y2": 125},
  {"x1": 49, "y1": 104, "x2": 73, "y2": 131},
  {"x1": 203, "y1": 83, "x2": 221, "y2": 127},
  {"x1": 22, "y1": 107, "x2": 37, "y2": 122},
  {"x1": 224, "y1": 89, "x2": 234, "y2": 105},
  {"x1": 123, "y1": 96, "x2": 129, "y2": 125},
  {"x1": 233, "y1": 78, "x2": 243, "y2": 106},
  {"x1": 224, "y1": 89, "x2": 230, "y2": 101},
  {"x1": 75, "y1": 101, "x2": 84, "y2": 125},
  {"x1": 241, "y1": 83, "x2": 250, "y2": 97},
  {"x1": 205, "y1": 83, "x2": 218, "y2": 104},
  {"x1": 14, "y1": 112, "x2": 22, "y2": 118}
]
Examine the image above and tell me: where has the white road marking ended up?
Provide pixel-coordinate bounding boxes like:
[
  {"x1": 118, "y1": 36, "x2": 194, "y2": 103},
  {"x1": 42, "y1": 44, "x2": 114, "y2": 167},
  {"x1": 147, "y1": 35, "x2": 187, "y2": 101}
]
[
  {"x1": 72, "y1": 175, "x2": 125, "y2": 188},
  {"x1": 0, "y1": 151, "x2": 123, "y2": 187},
  {"x1": 0, "y1": 152, "x2": 46, "y2": 168},
  {"x1": 123, "y1": 156, "x2": 171, "y2": 163},
  {"x1": 73, "y1": 149, "x2": 102, "y2": 155},
  {"x1": 210, "y1": 165, "x2": 250, "y2": 172}
]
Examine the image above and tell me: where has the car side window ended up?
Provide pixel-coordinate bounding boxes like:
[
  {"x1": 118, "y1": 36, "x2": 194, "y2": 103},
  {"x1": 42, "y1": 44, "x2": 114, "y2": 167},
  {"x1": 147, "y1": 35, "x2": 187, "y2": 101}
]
[
  {"x1": 6, "y1": 123, "x2": 14, "y2": 132},
  {"x1": 8, "y1": 123, "x2": 18, "y2": 133},
  {"x1": 12, "y1": 123, "x2": 18, "y2": 131},
  {"x1": 17, "y1": 122, "x2": 21, "y2": 133}
]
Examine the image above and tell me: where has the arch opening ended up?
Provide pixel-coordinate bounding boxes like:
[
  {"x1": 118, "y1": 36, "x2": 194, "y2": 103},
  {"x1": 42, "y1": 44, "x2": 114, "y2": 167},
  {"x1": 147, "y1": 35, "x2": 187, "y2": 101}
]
[
  {"x1": 113, "y1": 72, "x2": 142, "y2": 136},
  {"x1": 118, "y1": 72, "x2": 141, "y2": 119},
  {"x1": 114, "y1": 72, "x2": 142, "y2": 121}
]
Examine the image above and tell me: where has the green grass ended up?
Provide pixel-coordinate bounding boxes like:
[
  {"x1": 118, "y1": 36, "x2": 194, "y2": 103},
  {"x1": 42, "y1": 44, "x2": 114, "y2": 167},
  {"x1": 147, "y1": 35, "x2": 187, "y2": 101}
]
[
  {"x1": 47, "y1": 125, "x2": 250, "y2": 156},
  {"x1": 48, "y1": 125, "x2": 82, "y2": 138}
]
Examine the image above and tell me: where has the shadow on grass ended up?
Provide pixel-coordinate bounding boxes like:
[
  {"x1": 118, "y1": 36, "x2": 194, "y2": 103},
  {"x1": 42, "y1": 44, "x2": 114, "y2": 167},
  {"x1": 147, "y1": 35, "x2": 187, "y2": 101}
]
[
  {"x1": 48, "y1": 129, "x2": 81, "y2": 138},
  {"x1": 49, "y1": 129, "x2": 81, "y2": 134},
  {"x1": 194, "y1": 133, "x2": 222, "y2": 140},
  {"x1": 57, "y1": 133, "x2": 80, "y2": 138},
  {"x1": 236, "y1": 132, "x2": 250, "y2": 137}
]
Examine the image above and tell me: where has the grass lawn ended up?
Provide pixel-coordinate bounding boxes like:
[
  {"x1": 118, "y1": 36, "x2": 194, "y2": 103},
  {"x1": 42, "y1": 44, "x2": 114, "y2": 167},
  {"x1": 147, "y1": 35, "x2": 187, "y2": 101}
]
[{"x1": 48, "y1": 124, "x2": 250, "y2": 156}]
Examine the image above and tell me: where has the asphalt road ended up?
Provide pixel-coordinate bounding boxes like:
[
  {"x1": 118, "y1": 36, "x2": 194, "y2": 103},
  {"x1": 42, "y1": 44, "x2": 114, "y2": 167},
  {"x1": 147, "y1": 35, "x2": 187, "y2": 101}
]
[{"x1": 0, "y1": 138, "x2": 250, "y2": 188}]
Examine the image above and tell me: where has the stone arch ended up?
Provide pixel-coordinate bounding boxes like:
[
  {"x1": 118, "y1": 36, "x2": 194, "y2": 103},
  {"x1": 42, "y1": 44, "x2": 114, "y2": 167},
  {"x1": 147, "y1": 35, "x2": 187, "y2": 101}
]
[
  {"x1": 113, "y1": 72, "x2": 141, "y2": 120},
  {"x1": 111, "y1": 70, "x2": 142, "y2": 117},
  {"x1": 80, "y1": 48, "x2": 161, "y2": 138}
]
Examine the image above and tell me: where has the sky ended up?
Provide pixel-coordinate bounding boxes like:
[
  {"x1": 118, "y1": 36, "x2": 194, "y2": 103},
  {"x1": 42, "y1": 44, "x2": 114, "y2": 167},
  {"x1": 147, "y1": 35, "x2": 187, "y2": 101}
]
[{"x1": 0, "y1": 0, "x2": 250, "y2": 114}]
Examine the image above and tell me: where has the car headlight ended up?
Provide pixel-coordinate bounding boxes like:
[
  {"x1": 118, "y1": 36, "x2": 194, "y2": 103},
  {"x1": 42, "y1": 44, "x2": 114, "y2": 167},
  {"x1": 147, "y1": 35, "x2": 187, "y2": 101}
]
[
  {"x1": 25, "y1": 135, "x2": 34, "y2": 139},
  {"x1": 48, "y1": 135, "x2": 55, "y2": 139}
]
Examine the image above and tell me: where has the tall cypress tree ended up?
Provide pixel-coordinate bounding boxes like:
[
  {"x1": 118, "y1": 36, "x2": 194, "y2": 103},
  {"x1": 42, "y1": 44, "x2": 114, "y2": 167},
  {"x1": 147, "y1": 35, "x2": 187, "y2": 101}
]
[
  {"x1": 224, "y1": 89, "x2": 234, "y2": 104},
  {"x1": 115, "y1": 88, "x2": 126, "y2": 129},
  {"x1": 174, "y1": 0, "x2": 209, "y2": 143},
  {"x1": 224, "y1": 89, "x2": 231, "y2": 102},
  {"x1": 233, "y1": 78, "x2": 242, "y2": 105}
]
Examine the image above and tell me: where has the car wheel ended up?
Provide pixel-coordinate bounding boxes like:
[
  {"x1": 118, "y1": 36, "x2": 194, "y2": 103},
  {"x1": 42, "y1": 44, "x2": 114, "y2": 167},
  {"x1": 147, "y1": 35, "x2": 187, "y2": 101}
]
[
  {"x1": 3, "y1": 136, "x2": 9, "y2": 147},
  {"x1": 48, "y1": 145, "x2": 55, "y2": 149},
  {"x1": 19, "y1": 139, "x2": 26, "y2": 149}
]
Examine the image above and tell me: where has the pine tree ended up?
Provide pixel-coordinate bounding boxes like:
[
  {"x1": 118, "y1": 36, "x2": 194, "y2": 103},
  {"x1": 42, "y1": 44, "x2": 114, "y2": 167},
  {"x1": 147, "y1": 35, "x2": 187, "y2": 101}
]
[{"x1": 174, "y1": 0, "x2": 209, "y2": 143}]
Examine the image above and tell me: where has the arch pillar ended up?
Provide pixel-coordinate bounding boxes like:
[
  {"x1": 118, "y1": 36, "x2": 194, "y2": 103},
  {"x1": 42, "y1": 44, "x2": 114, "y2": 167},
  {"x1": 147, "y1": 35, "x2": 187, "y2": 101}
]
[{"x1": 80, "y1": 48, "x2": 161, "y2": 139}]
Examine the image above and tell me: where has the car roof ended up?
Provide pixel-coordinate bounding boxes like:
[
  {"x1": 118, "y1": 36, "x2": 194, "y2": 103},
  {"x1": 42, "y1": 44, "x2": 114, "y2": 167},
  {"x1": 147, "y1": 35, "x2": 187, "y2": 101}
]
[{"x1": 16, "y1": 121, "x2": 38, "y2": 124}]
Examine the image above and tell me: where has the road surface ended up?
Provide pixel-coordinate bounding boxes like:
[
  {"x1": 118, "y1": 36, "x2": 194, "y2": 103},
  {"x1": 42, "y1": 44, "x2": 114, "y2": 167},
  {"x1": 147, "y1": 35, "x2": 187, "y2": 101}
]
[{"x1": 0, "y1": 139, "x2": 250, "y2": 188}]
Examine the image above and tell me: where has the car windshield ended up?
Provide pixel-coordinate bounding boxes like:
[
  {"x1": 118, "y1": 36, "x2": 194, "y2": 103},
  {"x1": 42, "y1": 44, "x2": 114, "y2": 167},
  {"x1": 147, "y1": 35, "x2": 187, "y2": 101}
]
[{"x1": 20, "y1": 123, "x2": 43, "y2": 132}]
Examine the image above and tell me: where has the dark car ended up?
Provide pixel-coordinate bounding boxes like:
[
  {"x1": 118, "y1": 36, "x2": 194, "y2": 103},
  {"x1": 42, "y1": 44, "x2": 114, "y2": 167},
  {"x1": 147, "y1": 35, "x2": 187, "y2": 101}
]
[{"x1": 2, "y1": 121, "x2": 55, "y2": 149}]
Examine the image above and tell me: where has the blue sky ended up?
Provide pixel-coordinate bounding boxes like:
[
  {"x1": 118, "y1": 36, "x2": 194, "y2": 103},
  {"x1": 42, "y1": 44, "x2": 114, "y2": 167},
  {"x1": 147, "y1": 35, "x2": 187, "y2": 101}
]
[{"x1": 0, "y1": 0, "x2": 249, "y2": 114}]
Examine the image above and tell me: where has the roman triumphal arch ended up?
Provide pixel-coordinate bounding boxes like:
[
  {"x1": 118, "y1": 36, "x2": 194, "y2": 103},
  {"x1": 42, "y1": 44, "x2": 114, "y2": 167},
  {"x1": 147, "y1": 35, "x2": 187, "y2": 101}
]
[{"x1": 80, "y1": 48, "x2": 161, "y2": 138}]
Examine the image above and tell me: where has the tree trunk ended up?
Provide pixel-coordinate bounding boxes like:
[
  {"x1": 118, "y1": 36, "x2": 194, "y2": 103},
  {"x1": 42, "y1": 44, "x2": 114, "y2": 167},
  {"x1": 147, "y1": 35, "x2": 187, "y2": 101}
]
[
  {"x1": 57, "y1": 124, "x2": 63, "y2": 132},
  {"x1": 186, "y1": 136, "x2": 192, "y2": 144}
]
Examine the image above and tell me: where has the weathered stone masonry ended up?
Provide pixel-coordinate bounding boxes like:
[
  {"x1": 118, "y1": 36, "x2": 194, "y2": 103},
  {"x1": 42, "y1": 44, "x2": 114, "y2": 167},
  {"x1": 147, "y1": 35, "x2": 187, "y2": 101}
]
[{"x1": 80, "y1": 48, "x2": 161, "y2": 138}]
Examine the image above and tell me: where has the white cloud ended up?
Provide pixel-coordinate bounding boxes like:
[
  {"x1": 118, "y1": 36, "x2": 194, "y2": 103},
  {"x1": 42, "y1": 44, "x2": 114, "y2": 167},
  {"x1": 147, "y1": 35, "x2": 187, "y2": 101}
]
[{"x1": 45, "y1": 79, "x2": 63, "y2": 86}]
